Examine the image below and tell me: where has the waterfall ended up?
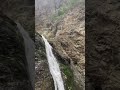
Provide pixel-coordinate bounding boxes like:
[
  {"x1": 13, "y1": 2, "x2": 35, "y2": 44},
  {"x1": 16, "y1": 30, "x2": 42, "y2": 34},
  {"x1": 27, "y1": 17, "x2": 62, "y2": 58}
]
[
  {"x1": 16, "y1": 22, "x2": 35, "y2": 90},
  {"x1": 42, "y1": 35, "x2": 65, "y2": 90}
]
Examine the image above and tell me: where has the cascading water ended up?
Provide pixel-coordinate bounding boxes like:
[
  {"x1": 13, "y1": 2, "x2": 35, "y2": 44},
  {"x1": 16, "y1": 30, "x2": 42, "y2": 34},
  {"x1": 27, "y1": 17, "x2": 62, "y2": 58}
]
[
  {"x1": 42, "y1": 35, "x2": 65, "y2": 90},
  {"x1": 17, "y1": 22, "x2": 35, "y2": 90}
]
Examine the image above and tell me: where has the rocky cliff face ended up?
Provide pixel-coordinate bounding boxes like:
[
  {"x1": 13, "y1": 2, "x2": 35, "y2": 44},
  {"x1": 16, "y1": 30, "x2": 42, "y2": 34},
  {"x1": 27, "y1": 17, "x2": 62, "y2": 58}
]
[
  {"x1": 51, "y1": 5, "x2": 85, "y2": 90},
  {"x1": 0, "y1": 13, "x2": 32, "y2": 89},
  {"x1": 0, "y1": 1, "x2": 35, "y2": 88},
  {"x1": 36, "y1": 2, "x2": 85, "y2": 90},
  {"x1": 0, "y1": 0, "x2": 34, "y2": 39},
  {"x1": 35, "y1": 33, "x2": 54, "y2": 90},
  {"x1": 86, "y1": 0, "x2": 120, "y2": 89}
]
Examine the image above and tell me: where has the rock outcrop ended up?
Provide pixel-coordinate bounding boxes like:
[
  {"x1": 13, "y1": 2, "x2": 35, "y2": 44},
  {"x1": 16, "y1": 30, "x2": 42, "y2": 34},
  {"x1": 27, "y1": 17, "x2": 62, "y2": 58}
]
[
  {"x1": 0, "y1": 13, "x2": 32, "y2": 89},
  {"x1": 0, "y1": 0, "x2": 34, "y2": 39},
  {"x1": 86, "y1": 0, "x2": 120, "y2": 89},
  {"x1": 35, "y1": 33, "x2": 54, "y2": 90}
]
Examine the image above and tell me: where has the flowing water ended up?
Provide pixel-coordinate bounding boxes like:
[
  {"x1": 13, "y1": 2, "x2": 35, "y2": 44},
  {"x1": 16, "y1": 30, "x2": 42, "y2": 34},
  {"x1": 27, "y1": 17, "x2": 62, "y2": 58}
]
[
  {"x1": 42, "y1": 35, "x2": 65, "y2": 90},
  {"x1": 17, "y1": 22, "x2": 35, "y2": 90}
]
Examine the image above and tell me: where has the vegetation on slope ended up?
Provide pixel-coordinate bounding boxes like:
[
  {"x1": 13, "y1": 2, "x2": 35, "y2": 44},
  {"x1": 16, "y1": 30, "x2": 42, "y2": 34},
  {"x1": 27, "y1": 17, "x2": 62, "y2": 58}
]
[{"x1": 50, "y1": 0, "x2": 83, "y2": 21}]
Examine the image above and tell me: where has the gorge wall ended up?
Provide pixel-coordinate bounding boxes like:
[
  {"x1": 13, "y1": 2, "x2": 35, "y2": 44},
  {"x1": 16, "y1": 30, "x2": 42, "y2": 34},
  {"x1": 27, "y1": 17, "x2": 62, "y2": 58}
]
[
  {"x1": 0, "y1": 13, "x2": 32, "y2": 90},
  {"x1": 86, "y1": 0, "x2": 120, "y2": 89}
]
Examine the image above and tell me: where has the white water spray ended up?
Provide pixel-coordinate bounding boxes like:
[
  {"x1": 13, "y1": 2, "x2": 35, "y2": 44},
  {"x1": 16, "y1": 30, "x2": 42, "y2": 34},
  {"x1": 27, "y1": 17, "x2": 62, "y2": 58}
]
[{"x1": 42, "y1": 35, "x2": 65, "y2": 90}]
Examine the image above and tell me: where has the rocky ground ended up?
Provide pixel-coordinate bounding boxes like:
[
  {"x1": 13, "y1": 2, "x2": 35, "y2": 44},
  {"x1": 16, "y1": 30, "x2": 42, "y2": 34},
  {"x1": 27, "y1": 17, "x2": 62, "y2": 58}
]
[{"x1": 36, "y1": 1, "x2": 85, "y2": 90}]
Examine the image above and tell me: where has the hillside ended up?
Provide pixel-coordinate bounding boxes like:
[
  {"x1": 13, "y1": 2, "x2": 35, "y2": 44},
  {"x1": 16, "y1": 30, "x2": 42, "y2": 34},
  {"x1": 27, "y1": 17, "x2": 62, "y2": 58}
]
[{"x1": 35, "y1": 0, "x2": 85, "y2": 90}]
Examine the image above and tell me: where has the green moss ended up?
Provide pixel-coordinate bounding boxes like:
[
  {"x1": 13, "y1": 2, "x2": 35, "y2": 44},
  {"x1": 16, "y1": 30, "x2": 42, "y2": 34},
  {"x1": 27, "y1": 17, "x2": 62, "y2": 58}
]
[{"x1": 61, "y1": 64, "x2": 74, "y2": 90}]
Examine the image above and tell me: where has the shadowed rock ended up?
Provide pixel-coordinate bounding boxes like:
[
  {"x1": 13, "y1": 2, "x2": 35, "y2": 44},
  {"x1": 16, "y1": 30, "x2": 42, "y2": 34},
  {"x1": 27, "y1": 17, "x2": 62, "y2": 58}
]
[{"x1": 0, "y1": 13, "x2": 32, "y2": 90}]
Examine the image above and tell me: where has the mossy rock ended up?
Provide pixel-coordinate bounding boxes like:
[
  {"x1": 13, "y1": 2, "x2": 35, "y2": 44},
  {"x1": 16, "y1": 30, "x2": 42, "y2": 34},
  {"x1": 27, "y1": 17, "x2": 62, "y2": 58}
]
[{"x1": 61, "y1": 64, "x2": 75, "y2": 90}]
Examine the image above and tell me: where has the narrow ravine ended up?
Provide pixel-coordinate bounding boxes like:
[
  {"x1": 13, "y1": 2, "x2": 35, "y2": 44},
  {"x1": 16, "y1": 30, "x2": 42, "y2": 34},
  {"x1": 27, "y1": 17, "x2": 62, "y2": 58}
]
[{"x1": 42, "y1": 35, "x2": 65, "y2": 90}]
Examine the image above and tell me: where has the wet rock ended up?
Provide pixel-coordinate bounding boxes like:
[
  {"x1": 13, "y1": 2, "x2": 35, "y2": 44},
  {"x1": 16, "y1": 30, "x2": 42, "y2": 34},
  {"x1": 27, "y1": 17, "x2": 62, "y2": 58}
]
[
  {"x1": 0, "y1": 13, "x2": 32, "y2": 89},
  {"x1": 0, "y1": 0, "x2": 34, "y2": 39},
  {"x1": 35, "y1": 33, "x2": 54, "y2": 90},
  {"x1": 86, "y1": 0, "x2": 120, "y2": 89}
]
